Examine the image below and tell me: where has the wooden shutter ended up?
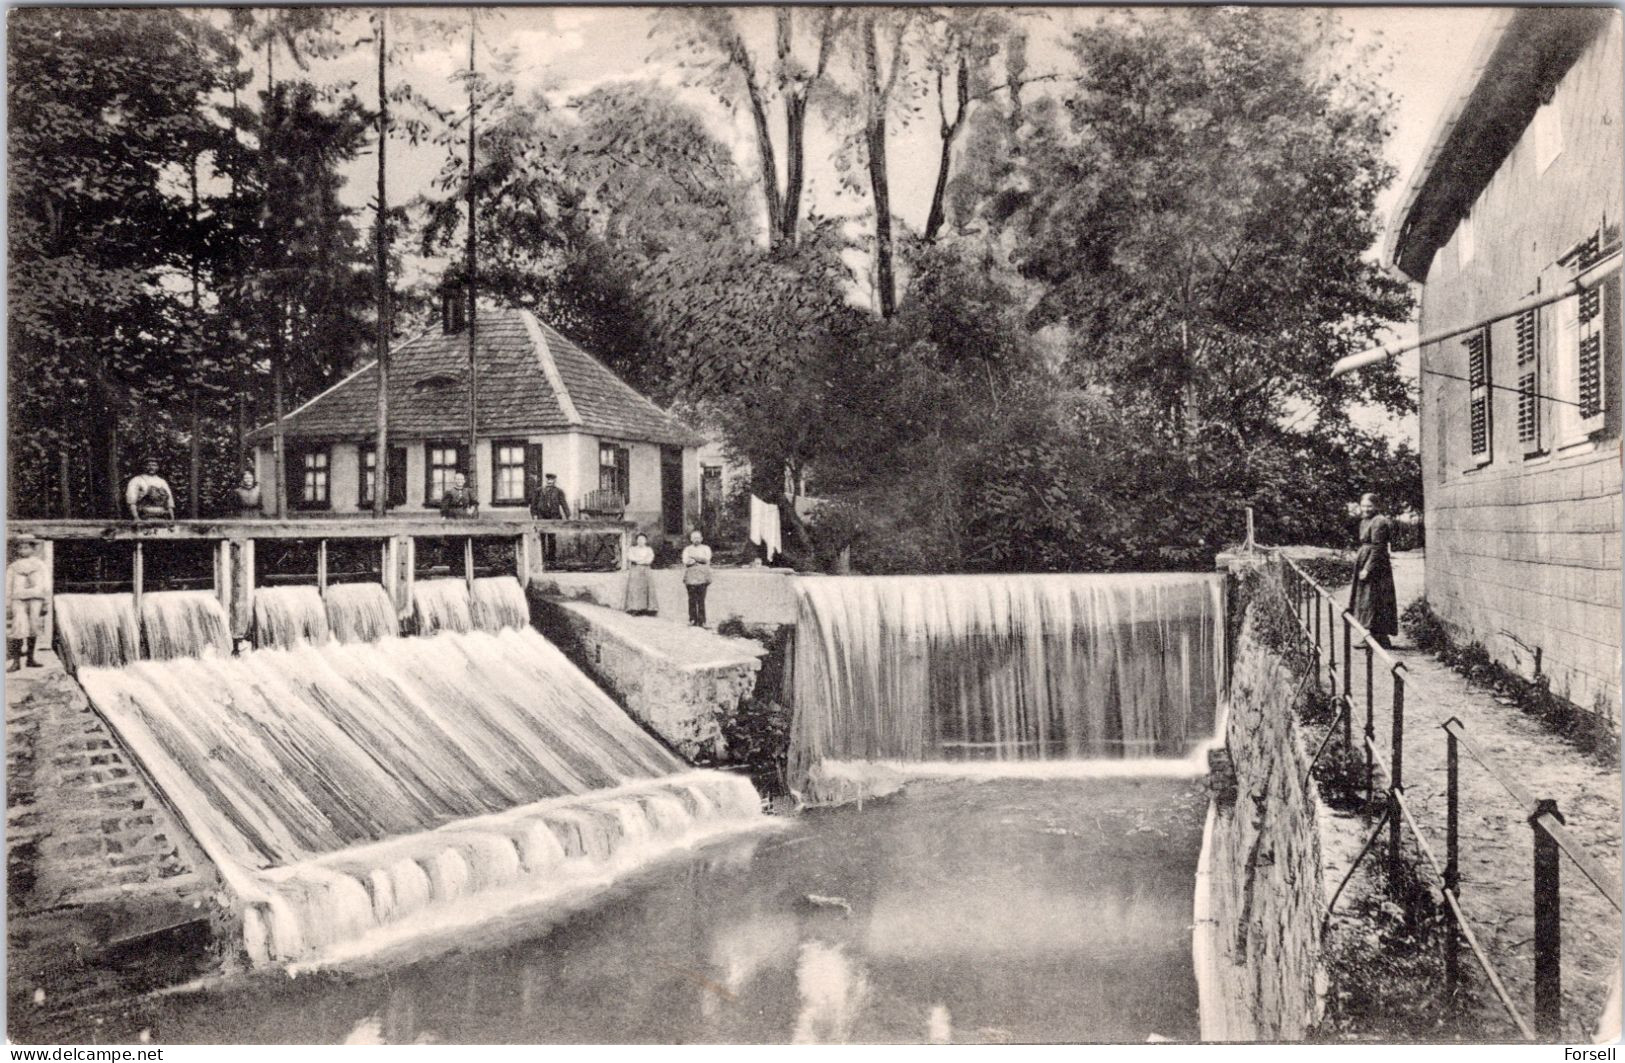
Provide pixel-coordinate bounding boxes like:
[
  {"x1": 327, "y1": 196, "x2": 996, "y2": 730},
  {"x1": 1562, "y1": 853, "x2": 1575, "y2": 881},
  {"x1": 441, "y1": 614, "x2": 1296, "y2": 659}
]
[
  {"x1": 284, "y1": 444, "x2": 303, "y2": 511},
  {"x1": 387, "y1": 447, "x2": 407, "y2": 507},
  {"x1": 1576, "y1": 283, "x2": 1606, "y2": 431},
  {"x1": 524, "y1": 443, "x2": 545, "y2": 506},
  {"x1": 1465, "y1": 329, "x2": 1492, "y2": 465},
  {"x1": 1516, "y1": 307, "x2": 1541, "y2": 453}
]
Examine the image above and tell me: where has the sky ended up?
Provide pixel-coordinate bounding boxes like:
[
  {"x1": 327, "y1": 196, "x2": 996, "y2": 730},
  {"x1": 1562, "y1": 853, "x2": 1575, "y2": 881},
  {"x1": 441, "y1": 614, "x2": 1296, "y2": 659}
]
[{"x1": 255, "y1": 5, "x2": 1504, "y2": 445}]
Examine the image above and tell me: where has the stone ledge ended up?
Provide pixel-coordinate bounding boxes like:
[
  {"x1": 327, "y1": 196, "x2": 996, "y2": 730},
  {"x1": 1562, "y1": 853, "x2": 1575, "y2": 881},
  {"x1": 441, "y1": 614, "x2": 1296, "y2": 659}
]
[{"x1": 531, "y1": 595, "x2": 766, "y2": 762}]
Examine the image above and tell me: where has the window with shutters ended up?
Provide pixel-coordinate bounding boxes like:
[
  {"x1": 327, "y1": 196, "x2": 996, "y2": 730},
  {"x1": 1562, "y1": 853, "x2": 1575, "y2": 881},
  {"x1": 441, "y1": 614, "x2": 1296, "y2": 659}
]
[
  {"x1": 491, "y1": 439, "x2": 528, "y2": 505},
  {"x1": 1553, "y1": 233, "x2": 1611, "y2": 445},
  {"x1": 1464, "y1": 329, "x2": 1492, "y2": 466},
  {"x1": 293, "y1": 447, "x2": 331, "y2": 510},
  {"x1": 1515, "y1": 307, "x2": 1541, "y2": 455}
]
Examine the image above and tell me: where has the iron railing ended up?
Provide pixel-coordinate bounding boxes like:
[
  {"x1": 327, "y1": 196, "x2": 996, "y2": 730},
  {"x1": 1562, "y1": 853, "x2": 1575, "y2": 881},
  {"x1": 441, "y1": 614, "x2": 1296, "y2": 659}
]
[{"x1": 1270, "y1": 549, "x2": 1619, "y2": 1041}]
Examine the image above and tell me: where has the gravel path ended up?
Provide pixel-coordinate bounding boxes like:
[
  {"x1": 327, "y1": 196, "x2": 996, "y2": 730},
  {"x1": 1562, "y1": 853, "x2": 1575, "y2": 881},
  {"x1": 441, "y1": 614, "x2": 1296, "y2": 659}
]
[{"x1": 1313, "y1": 552, "x2": 1620, "y2": 1041}]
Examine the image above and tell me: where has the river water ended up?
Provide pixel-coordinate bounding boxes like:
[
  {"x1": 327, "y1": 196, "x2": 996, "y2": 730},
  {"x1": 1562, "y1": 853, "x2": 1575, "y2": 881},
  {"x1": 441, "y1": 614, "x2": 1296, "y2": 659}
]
[{"x1": 91, "y1": 775, "x2": 1205, "y2": 1045}]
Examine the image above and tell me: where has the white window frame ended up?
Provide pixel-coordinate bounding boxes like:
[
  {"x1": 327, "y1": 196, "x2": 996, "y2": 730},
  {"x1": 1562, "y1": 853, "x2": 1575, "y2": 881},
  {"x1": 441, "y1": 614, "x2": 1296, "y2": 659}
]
[
  {"x1": 299, "y1": 448, "x2": 330, "y2": 508},
  {"x1": 1533, "y1": 100, "x2": 1564, "y2": 174},
  {"x1": 492, "y1": 440, "x2": 527, "y2": 506}
]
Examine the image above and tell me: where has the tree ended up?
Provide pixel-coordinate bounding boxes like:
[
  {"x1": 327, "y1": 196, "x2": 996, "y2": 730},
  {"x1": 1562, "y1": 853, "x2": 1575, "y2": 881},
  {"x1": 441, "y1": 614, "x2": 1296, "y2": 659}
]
[
  {"x1": 8, "y1": 8, "x2": 235, "y2": 517},
  {"x1": 655, "y1": 8, "x2": 842, "y2": 249},
  {"x1": 1008, "y1": 8, "x2": 1413, "y2": 444}
]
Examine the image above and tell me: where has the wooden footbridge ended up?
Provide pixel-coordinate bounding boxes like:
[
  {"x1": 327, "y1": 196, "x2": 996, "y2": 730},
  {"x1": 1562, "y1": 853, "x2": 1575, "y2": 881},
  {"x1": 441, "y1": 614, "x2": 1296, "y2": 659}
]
[{"x1": 7, "y1": 517, "x2": 633, "y2": 641}]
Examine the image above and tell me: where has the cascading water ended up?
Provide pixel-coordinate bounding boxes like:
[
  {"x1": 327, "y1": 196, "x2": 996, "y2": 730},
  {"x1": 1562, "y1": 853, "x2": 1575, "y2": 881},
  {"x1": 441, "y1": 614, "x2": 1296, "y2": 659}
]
[
  {"x1": 141, "y1": 590, "x2": 233, "y2": 661},
  {"x1": 786, "y1": 573, "x2": 1225, "y2": 791},
  {"x1": 254, "y1": 585, "x2": 331, "y2": 649},
  {"x1": 325, "y1": 582, "x2": 399, "y2": 644},
  {"x1": 472, "y1": 576, "x2": 530, "y2": 632},
  {"x1": 69, "y1": 574, "x2": 763, "y2": 964},
  {"x1": 53, "y1": 593, "x2": 141, "y2": 671},
  {"x1": 412, "y1": 578, "x2": 473, "y2": 635}
]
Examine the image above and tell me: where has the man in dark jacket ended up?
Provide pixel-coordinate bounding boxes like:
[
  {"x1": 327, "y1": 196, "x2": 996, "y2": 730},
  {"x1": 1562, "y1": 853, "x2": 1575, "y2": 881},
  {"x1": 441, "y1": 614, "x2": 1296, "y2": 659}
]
[
  {"x1": 439, "y1": 472, "x2": 478, "y2": 519},
  {"x1": 530, "y1": 473, "x2": 570, "y2": 565}
]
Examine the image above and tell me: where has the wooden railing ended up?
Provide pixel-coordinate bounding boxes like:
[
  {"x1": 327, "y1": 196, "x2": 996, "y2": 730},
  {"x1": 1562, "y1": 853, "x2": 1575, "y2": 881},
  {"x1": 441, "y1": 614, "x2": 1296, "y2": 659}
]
[{"x1": 7, "y1": 516, "x2": 634, "y2": 641}]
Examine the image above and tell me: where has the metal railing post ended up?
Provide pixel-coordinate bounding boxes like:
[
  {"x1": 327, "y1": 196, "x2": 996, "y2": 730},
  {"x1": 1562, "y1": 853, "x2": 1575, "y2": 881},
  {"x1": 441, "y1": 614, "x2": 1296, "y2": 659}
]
[
  {"x1": 1533, "y1": 799, "x2": 1564, "y2": 1039},
  {"x1": 1313, "y1": 591, "x2": 1322, "y2": 683},
  {"x1": 1342, "y1": 614, "x2": 1353, "y2": 746},
  {"x1": 1327, "y1": 597, "x2": 1337, "y2": 688},
  {"x1": 1364, "y1": 642, "x2": 1375, "y2": 805},
  {"x1": 1388, "y1": 664, "x2": 1405, "y2": 878},
  {"x1": 1444, "y1": 718, "x2": 1462, "y2": 995}
]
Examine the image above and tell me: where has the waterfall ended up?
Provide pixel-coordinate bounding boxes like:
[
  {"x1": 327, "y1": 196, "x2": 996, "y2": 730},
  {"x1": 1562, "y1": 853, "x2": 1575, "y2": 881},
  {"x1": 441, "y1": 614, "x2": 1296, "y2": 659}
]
[
  {"x1": 141, "y1": 590, "x2": 233, "y2": 661},
  {"x1": 472, "y1": 576, "x2": 530, "y2": 632},
  {"x1": 412, "y1": 579, "x2": 473, "y2": 635},
  {"x1": 53, "y1": 593, "x2": 141, "y2": 671},
  {"x1": 254, "y1": 586, "x2": 331, "y2": 649},
  {"x1": 325, "y1": 583, "x2": 399, "y2": 644},
  {"x1": 72, "y1": 578, "x2": 763, "y2": 964},
  {"x1": 786, "y1": 573, "x2": 1224, "y2": 788}
]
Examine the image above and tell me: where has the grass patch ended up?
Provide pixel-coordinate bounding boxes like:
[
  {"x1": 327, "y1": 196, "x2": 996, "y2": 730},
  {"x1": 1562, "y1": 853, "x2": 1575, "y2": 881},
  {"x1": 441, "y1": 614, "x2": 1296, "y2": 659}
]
[{"x1": 1314, "y1": 834, "x2": 1479, "y2": 1042}]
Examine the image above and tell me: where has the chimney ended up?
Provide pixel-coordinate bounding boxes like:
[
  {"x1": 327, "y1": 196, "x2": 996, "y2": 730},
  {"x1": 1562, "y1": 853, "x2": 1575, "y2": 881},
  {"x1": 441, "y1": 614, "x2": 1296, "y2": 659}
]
[{"x1": 442, "y1": 288, "x2": 466, "y2": 334}]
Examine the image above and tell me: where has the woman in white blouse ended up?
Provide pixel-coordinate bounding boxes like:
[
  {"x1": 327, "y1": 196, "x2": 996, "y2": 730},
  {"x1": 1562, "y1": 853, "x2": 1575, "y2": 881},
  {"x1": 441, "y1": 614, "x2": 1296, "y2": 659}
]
[{"x1": 623, "y1": 532, "x2": 657, "y2": 616}]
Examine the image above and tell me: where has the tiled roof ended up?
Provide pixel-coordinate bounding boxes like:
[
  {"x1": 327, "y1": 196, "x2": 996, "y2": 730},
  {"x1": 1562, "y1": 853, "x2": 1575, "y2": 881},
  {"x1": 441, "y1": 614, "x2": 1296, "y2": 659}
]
[{"x1": 248, "y1": 306, "x2": 702, "y2": 447}]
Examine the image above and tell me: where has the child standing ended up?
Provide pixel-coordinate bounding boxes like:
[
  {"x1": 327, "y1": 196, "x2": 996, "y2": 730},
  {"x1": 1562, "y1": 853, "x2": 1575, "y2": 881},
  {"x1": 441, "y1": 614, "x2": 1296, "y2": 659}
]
[{"x1": 7, "y1": 538, "x2": 49, "y2": 671}]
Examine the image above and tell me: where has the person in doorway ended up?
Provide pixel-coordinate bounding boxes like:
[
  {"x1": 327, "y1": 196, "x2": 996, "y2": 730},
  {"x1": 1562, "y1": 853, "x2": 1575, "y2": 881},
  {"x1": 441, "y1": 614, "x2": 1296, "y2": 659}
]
[
  {"x1": 440, "y1": 472, "x2": 478, "y2": 519},
  {"x1": 7, "y1": 538, "x2": 48, "y2": 671},
  {"x1": 1349, "y1": 492, "x2": 1398, "y2": 649},
  {"x1": 623, "y1": 532, "x2": 658, "y2": 616},
  {"x1": 234, "y1": 469, "x2": 262, "y2": 518},
  {"x1": 125, "y1": 458, "x2": 175, "y2": 521},
  {"x1": 681, "y1": 528, "x2": 712, "y2": 627},
  {"x1": 530, "y1": 473, "x2": 570, "y2": 566}
]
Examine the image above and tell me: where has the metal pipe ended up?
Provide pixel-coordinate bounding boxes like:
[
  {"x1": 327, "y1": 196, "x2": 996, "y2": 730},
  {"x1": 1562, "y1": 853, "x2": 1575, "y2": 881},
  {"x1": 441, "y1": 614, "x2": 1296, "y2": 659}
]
[{"x1": 1330, "y1": 248, "x2": 1623, "y2": 377}]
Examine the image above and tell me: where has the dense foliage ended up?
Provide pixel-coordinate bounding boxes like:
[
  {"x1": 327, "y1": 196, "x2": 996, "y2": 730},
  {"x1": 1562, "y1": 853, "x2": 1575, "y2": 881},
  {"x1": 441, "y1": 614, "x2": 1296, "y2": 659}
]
[{"x1": 9, "y1": 6, "x2": 1421, "y2": 570}]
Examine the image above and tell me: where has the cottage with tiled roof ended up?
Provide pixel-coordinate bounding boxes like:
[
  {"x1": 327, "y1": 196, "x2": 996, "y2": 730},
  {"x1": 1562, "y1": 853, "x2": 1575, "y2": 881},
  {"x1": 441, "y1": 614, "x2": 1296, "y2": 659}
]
[{"x1": 247, "y1": 304, "x2": 704, "y2": 540}]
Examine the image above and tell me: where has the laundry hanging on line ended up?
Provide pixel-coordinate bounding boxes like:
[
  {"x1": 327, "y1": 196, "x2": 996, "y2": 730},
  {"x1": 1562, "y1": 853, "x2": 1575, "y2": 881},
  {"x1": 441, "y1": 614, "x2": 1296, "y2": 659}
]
[{"x1": 749, "y1": 495, "x2": 782, "y2": 563}]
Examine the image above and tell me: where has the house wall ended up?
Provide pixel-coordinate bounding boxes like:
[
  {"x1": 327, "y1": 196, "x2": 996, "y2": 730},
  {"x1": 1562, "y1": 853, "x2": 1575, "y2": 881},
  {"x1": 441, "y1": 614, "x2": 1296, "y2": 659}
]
[
  {"x1": 1416, "y1": 21, "x2": 1623, "y2": 718},
  {"x1": 253, "y1": 434, "x2": 696, "y2": 535}
]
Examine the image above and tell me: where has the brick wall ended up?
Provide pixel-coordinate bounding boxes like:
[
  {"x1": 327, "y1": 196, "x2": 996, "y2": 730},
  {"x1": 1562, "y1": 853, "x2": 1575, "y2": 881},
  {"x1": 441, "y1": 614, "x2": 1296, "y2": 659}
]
[
  {"x1": 1416, "y1": 21, "x2": 1624, "y2": 720},
  {"x1": 7, "y1": 671, "x2": 227, "y2": 951}
]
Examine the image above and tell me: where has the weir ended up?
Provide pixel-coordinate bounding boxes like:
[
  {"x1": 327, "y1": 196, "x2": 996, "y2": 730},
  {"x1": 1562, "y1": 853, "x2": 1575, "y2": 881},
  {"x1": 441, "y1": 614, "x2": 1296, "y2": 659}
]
[
  {"x1": 44, "y1": 547, "x2": 763, "y2": 963},
  {"x1": 787, "y1": 573, "x2": 1225, "y2": 789}
]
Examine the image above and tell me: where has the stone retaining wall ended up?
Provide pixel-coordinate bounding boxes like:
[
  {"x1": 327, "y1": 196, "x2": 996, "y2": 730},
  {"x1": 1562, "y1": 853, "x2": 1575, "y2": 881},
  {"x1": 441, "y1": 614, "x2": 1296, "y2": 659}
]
[
  {"x1": 1200, "y1": 560, "x2": 1329, "y2": 1040},
  {"x1": 531, "y1": 595, "x2": 766, "y2": 761}
]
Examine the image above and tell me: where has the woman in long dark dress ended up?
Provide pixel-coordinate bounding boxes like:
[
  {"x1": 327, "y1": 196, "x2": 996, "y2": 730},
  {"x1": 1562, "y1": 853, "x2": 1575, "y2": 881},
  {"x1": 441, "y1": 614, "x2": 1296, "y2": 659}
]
[{"x1": 1349, "y1": 492, "x2": 1398, "y2": 648}]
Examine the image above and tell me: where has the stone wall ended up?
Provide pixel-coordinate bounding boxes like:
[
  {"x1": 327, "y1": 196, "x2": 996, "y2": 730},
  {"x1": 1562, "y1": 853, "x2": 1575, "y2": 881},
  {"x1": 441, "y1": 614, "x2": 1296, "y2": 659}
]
[
  {"x1": 1199, "y1": 563, "x2": 1328, "y2": 1040},
  {"x1": 7, "y1": 666, "x2": 232, "y2": 1015},
  {"x1": 532, "y1": 595, "x2": 766, "y2": 761}
]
